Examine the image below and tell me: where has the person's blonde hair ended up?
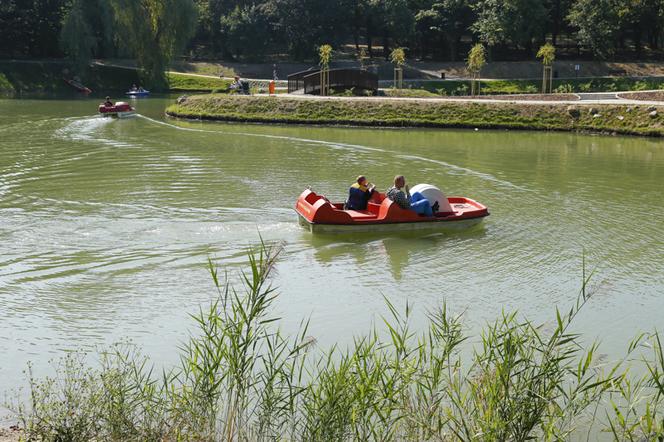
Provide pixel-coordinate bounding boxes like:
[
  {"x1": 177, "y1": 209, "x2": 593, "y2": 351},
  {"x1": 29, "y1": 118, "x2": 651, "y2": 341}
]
[{"x1": 356, "y1": 175, "x2": 366, "y2": 184}]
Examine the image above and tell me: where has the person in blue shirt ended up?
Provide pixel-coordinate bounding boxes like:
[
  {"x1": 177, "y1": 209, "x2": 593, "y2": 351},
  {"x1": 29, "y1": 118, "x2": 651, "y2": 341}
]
[{"x1": 346, "y1": 175, "x2": 376, "y2": 210}]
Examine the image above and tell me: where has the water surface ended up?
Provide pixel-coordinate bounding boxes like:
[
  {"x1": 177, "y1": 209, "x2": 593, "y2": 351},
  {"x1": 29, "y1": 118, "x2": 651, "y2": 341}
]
[{"x1": 1, "y1": 97, "x2": 663, "y2": 395}]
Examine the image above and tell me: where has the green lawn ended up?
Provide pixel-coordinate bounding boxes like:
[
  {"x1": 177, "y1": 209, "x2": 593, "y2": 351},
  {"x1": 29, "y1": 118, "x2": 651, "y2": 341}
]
[{"x1": 166, "y1": 72, "x2": 231, "y2": 92}]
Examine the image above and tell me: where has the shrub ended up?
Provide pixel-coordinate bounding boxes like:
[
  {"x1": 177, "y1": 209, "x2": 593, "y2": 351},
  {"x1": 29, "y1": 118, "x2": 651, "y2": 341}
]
[
  {"x1": 555, "y1": 83, "x2": 574, "y2": 93},
  {"x1": 453, "y1": 84, "x2": 469, "y2": 96},
  {"x1": 0, "y1": 72, "x2": 15, "y2": 95}
]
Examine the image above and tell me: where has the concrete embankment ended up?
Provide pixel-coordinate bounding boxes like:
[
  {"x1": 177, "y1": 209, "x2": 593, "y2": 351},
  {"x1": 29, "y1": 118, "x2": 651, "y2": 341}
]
[{"x1": 166, "y1": 94, "x2": 664, "y2": 137}]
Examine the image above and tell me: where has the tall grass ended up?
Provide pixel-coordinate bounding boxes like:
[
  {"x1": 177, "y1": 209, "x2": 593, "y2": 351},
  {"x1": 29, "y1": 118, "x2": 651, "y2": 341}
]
[{"x1": 6, "y1": 243, "x2": 663, "y2": 441}]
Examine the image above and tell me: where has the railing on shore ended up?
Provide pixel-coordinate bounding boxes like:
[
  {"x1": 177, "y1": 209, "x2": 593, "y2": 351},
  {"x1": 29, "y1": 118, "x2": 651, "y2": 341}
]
[
  {"x1": 287, "y1": 69, "x2": 318, "y2": 93},
  {"x1": 287, "y1": 68, "x2": 379, "y2": 95}
]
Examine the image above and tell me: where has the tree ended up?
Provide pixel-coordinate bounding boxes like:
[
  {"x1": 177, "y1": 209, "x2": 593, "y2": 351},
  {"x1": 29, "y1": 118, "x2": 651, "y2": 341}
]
[
  {"x1": 616, "y1": 0, "x2": 662, "y2": 55},
  {"x1": 367, "y1": 0, "x2": 415, "y2": 59},
  {"x1": 390, "y1": 47, "x2": 405, "y2": 88},
  {"x1": 319, "y1": 44, "x2": 332, "y2": 96},
  {"x1": 467, "y1": 43, "x2": 486, "y2": 96},
  {"x1": 220, "y1": 4, "x2": 271, "y2": 60},
  {"x1": 536, "y1": 43, "x2": 555, "y2": 93},
  {"x1": 471, "y1": 0, "x2": 548, "y2": 56},
  {"x1": 60, "y1": 0, "x2": 97, "y2": 73},
  {"x1": 470, "y1": 0, "x2": 503, "y2": 50},
  {"x1": 266, "y1": 0, "x2": 352, "y2": 60},
  {"x1": 108, "y1": 0, "x2": 198, "y2": 89},
  {"x1": 0, "y1": 0, "x2": 68, "y2": 57},
  {"x1": 567, "y1": 0, "x2": 620, "y2": 58},
  {"x1": 193, "y1": 0, "x2": 229, "y2": 55},
  {"x1": 544, "y1": 0, "x2": 573, "y2": 46},
  {"x1": 415, "y1": 0, "x2": 473, "y2": 61}
]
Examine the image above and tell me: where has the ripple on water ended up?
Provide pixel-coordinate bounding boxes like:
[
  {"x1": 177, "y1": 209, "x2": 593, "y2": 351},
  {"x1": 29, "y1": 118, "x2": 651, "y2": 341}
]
[{"x1": 1, "y1": 99, "x2": 664, "y2": 396}]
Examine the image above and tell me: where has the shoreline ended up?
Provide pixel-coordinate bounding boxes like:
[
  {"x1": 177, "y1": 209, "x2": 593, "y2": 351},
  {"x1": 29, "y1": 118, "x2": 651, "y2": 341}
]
[{"x1": 165, "y1": 94, "x2": 664, "y2": 137}]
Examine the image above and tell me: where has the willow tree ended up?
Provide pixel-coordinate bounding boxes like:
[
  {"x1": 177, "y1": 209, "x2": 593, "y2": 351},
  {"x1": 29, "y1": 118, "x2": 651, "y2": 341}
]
[
  {"x1": 467, "y1": 43, "x2": 486, "y2": 96},
  {"x1": 537, "y1": 43, "x2": 555, "y2": 93},
  {"x1": 60, "y1": 0, "x2": 97, "y2": 74},
  {"x1": 319, "y1": 44, "x2": 332, "y2": 96},
  {"x1": 109, "y1": 0, "x2": 197, "y2": 89},
  {"x1": 390, "y1": 48, "x2": 406, "y2": 89}
]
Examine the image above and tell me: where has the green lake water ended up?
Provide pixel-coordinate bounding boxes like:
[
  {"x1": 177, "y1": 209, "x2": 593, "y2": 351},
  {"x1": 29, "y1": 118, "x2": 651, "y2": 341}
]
[{"x1": 1, "y1": 97, "x2": 663, "y2": 395}]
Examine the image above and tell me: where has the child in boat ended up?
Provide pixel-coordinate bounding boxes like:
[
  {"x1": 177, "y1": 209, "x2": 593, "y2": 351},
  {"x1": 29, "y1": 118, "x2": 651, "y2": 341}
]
[
  {"x1": 346, "y1": 175, "x2": 375, "y2": 210},
  {"x1": 104, "y1": 96, "x2": 114, "y2": 106},
  {"x1": 386, "y1": 175, "x2": 438, "y2": 216}
]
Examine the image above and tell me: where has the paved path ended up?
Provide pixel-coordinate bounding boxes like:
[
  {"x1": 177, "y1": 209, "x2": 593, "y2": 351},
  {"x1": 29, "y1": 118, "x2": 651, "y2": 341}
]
[
  {"x1": 274, "y1": 92, "x2": 663, "y2": 107},
  {"x1": 577, "y1": 92, "x2": 619, "y2": 100},
  {"x1": 92, "y1": 60, "x2": 664, "y2": 105}
]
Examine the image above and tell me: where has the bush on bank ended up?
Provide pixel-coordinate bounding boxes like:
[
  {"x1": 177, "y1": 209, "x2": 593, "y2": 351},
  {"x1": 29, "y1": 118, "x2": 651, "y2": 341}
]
[
  {"x1": 6, "y1": 244, "x2": 664, "y2": 441},
  {"x1": 166, "y1": 95, "x2": 664, "y2": 137},
  {"x1": 418, "y1": 77, "x2": 664, "y2": 96},
  {"x1": 0, "y1": 73, "x2": 15, "y2": 96}
]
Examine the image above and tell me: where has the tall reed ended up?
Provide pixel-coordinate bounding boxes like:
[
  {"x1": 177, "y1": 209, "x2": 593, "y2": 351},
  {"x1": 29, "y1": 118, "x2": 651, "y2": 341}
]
[{"x1": 6, "y1": 243, "x2": 662, "y2": 441}]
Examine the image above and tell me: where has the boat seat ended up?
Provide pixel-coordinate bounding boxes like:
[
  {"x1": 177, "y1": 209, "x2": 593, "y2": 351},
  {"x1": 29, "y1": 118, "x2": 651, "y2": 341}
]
[
  {"x1": 367, "y1": 202, "x2": 382, "y2": 215},
  {"x1": 377, "y1": 198, "x2": 420, "y2": 221},
  {"x1": 344, "y1": 210, "x2": 377, "y2": 219}
]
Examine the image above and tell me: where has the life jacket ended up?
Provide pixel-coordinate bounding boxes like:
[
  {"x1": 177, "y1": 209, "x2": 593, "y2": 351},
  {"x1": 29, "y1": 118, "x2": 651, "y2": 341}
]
[{"x1": 347, "y1": 182, "x2": 371, "y2": 210}]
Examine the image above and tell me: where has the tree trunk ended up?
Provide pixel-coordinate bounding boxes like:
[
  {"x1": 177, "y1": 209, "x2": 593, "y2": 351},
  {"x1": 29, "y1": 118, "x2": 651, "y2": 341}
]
[
  {"x1": 446, "y1": 34, "x2": 458, "y2": 62},
  {"x1": 524, "y1": 39, "x2": 533, "y2": 58},
  {"x1": 633, "y1": 25, "x2": 642, "y2": 57},
  {"x1": 365, "y1": 20, "x2": 373, "y2": 57},
  {"x1": 552, "y1": 0, "x2": 561, "y2": 47},
  {"x1": 383, "y1": 32, "x2": 390, "y2": 60},
  {"x1": 353, "y1": 4, "x2": 361, "y2": 51}
]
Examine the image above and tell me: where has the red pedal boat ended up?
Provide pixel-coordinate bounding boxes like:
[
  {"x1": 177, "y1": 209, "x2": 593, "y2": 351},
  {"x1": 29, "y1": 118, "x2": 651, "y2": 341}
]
[
  {"x1": 295, "y1": 188, "x2": 489, "y2": 233},
  {"x1": 98, "y1": 101, "x2": 136, "y2": 118}
]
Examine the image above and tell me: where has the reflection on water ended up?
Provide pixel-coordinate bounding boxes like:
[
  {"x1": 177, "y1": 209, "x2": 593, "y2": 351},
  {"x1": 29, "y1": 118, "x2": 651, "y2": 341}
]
[
  {"x1": 0, "y1": 97, "x2": 663, "y2": 397},
  {"x1": 308, "y1": 227, "x2": 487, "y2": 280}
]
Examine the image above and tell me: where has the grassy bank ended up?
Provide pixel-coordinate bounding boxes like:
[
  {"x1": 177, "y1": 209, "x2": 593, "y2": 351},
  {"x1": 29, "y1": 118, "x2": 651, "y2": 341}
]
[
  {"x1": 166, "y1": 94, "x2": 664, "y2": 137},
  {"x1": 5, "y1": 244, "x2": 664, "y2": 441},
  {"x1": 166, "y1": 72, "x2": 230, "y2": 92},
  {"x1": 0, "y1": 61, "x2": 141, "y2": 95},
  {"x1": 0, "y1": 60, "x2": 231, "y2": 95}
]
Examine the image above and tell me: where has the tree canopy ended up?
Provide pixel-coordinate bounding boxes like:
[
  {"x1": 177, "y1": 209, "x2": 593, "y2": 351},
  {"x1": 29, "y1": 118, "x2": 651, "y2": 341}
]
[
  {"x1": 109, "y1": 0, "x2": 198, "y2": 88},
  {"x1": 2, "y1": 0, "x2": 664, "y2": 74}
]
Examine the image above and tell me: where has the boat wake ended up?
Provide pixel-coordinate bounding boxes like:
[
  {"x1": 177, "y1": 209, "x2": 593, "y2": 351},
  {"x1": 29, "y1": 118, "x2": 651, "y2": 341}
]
[
  {"x1": 396, "y1": 154, "x2": 532, "y2": 192},
  {"x1": 136, "y1": 114, "x2": 531, "y2": 192},
  {"x1": 54, "y1": 115, "x2": 144, "y2": 149}
]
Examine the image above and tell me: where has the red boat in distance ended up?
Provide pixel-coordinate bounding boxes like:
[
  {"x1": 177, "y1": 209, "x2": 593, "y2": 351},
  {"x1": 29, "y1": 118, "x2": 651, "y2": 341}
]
[
  {"x1": 63, "y1": 77, "x2": 92, "y2": 95},
  {"x1": 295, "y1": 188, "x2": 489, "y2": 233},
  {"x1": 98, "y1": 101, "x2": 136, "y2": 118}
]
